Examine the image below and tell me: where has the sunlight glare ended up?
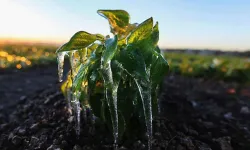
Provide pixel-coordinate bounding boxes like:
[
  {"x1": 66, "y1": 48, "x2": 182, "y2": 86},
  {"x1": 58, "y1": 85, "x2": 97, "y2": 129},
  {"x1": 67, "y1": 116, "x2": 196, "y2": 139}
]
[{"x1": 0, "y1": 0, "x2": 57, "y2": 40}]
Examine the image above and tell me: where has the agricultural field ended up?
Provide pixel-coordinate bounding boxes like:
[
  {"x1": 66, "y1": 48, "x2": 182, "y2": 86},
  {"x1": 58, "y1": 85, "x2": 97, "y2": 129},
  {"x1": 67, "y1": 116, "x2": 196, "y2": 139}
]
[
  {"x1": 1, "y1": 43, "x2": 250, "y2": 149},
  {"x1": 164, "y1": 52, "x2": 250, "y2": 83},
  {"x1": 0, "y1": 43, "x2": 57, "y2": 69},
  {"x1": 1, "y1": 43, "x2": 250, "y2": 83}
]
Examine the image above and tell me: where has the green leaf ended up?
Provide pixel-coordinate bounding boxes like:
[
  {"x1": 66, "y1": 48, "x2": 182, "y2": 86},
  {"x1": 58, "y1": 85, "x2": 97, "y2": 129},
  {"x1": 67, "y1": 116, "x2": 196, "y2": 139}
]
[
  {"x1": 119, "y1": 48, "x2": 147, "y2": 80},
  {"x1": 117, "y1": 79, "x2": 135, "y2": 124},
  {"x1": 150, "y1": 53, "x2": 169, "y2": 88},
  {"x1": 87, "y1": 43, "x2": 99, "y2": 57},
  {"x1": 155, "y1": 46, "x2": 161, "y2": 53},
  {"x1": 89, "y1": 93, "x2": 103, "y2": 119},
  {"x1": 95, "y1": 34, "x2": 105, "y2": 41},
  {"x1": 151, "y1": 85, "x2": 160, "y2": 116},
  {"x1": 97, "y1": 10, "x2": 130, "y2": 35},
  {"x1": 126, "y1": 18, "x2": 159, "y2": 68},
  {"x1": 72, "y1": 64, "x2": 88, "y2": 91},
  {"x1": 134, "y1": 78, "x2": 153, "y2": 142},
  {"x1": 118, "y1": 23, "x2": 138, "y2": 45},
  {"x1": 56, "y1": 31, "x2": 101, "y2": 53},
  {"x1": 102, "y1": 35, "x2": 118, "y2": 66},
  {"x1": 72, "y1": 51, "x2": 99, "y2": 91},
  {"x1": 111, "y1": 60, "x2": 123, "y2": 87},
  {"x1": 152, "y1": 22, "x2": 159, "y2": 46},
  {"x1": 127, "y1": 17, "x2": 153, "y2": 44}
]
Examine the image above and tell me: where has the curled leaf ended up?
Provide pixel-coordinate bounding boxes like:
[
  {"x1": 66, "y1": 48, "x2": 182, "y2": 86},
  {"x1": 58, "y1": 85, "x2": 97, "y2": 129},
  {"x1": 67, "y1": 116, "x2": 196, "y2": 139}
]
[
  {"x1": 56, "y1": 31, "x2": 102, "y2": 53},
  {"x1": 97, "y1": 10, "x2": 130, "y2": 35}
]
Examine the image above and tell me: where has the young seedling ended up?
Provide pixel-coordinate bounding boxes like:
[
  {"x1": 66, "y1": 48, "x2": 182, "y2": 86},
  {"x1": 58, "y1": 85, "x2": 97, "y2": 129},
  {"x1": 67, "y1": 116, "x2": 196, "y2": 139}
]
[{"x1": 56, "y1": 9, "x2": 169, "y2": 150}]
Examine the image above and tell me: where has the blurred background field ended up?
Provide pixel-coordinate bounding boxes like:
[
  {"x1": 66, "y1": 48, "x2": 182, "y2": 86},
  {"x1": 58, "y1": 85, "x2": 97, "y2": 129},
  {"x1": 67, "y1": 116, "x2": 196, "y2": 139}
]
[
  {"x1": 0, "y1": 43, "x2": 57, "y2": 69},
  {"x1": 1, "y1": 42, "x2": 250, "y2": 83}
]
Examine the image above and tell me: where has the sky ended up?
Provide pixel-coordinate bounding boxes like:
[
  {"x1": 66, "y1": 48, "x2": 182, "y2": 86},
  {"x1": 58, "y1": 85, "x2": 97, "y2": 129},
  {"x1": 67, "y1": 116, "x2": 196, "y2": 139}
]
[{"x1": 0, "y1": 0, "x2": 249, "y2": 51}]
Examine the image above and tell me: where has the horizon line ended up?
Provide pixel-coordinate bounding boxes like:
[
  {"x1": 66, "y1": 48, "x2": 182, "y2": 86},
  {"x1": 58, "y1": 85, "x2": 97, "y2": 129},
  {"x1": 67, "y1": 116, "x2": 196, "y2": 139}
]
[{"x1": 0, "y1": 37, "x2": 249, "y2": 52}]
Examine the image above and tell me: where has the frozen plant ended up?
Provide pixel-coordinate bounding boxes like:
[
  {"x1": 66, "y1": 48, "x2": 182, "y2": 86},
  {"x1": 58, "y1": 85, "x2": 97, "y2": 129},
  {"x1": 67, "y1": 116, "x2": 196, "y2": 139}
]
[{"x1": 56, "y1": 9, "x2": 169, "y2": 150}]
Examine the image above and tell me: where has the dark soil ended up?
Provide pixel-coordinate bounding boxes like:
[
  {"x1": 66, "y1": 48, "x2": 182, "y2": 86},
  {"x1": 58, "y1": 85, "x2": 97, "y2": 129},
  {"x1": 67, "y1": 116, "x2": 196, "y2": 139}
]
[{"x1": 1, "y1": 64, "x2": 250, "y2": 150}]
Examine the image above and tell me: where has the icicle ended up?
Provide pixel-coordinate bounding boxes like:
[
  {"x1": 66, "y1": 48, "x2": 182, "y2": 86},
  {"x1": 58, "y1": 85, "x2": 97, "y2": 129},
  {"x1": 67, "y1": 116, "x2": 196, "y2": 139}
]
[
  {"x1": 72, "y1": 91, "x2": 81, "y2": 137},
  {"x1": 66, "y1": 88, "x2": 72, "y2": 114},
  {"x1": 57, "y1": 52, "x2": 66, "y2": 82},
  {"x1": 69, "y1": 51, "x2": 76, "y2": 77},
  {"x1": 101, "y1": 62, "x2": 118, "y2": 149},
  {"x1": 111, "y1": 90, "x2": 118, "y2": 150},
  {"x1": 135, "y1": 80, "x2": 152, "y2": 150},
  {"x1": 75, "y1": 100, "x2": 81, "y2": 137}
]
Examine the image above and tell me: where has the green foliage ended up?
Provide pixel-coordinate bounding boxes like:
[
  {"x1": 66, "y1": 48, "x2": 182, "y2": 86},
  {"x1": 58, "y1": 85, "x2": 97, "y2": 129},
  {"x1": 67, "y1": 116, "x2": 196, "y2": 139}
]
[
  {"x1": 57, "y1": 9, "x2": 168, "y2": 147},
  {"x1": 164, "y1": 52, "x2": 250, "y2": 83}
]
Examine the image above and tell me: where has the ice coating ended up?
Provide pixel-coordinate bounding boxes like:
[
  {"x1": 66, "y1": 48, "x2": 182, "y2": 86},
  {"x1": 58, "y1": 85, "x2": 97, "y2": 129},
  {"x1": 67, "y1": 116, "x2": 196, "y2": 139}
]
[
  {"x1": 135, "y1": 80, "x2": 152, "y2": 150},
  {"x1": 69, "y1": 51, "x2": 77, "y2": 77},
  {"x1": 101, "y1": 61, "x2": 118, "y2": 149},
  {"x1": 72, "y1": 91, "x2": 81, "y2": 136},
  {"x1": 66, "y1": 88, "x2": 72, "y2": 110},
  {"x1": 57, "y1": 52, "x2": 66, "y2": 82}
]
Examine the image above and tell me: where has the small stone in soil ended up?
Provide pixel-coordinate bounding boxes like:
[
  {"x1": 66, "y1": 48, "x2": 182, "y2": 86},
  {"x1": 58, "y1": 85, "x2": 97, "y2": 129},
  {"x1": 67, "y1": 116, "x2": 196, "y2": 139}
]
[
  {"x1": 203, "y1": 121, "x2": 215, "y2": 129},
  {"x1": 47, "y1": 144, "x2": 61, "y2": 150},
  {"x1": 53, "y1": 139, "x2": 60, "y2": 145},
  {"x1": 73, "y1": 145, "x2": 82, "y2": 150},
  {"x1": 119, "y1": 146, "x2": 128, "y2": 150},
  {"x1": 176, "y1": 145, "x2": 185, "y2": 150},
  {"x1": 61, "y1": 140, "x2": 68, "y2": 148},
  {"x1": 8, "y1": 132, "x2": 14, "y2": 140},
  {"x1": 68, "y1": 116, "x2": 74, "y2": 123},
  {"x1": 44, "y1": 98, "x2": 51, "y2": 104},
  {"x1": 188, "y1": 129, "x2": 198, "y2": 136},
  {"x1": 30, "y1": 136, "x2": 39, "y2": 146},
  {"x1": 0, "y1": 123, "x2": 8, "y2": 131},
  {"x1": 12, "y1": 135, "x2": 22, "y2": 146},
  {"x1": 18, "y1": 128, "x2": 26, "y2": 135},
  {"x1": 240, "y1": 106, "x2": 250, "y2": 114},
  {"x1": 30, "y1": 123, "x2": 39, "y2": 132},
  {"x1": 213, "y1": 136, "x2": 233, "y2": 150},
  {"x1": 19, "y1": 95, "x2": 27, "y2": 104}
]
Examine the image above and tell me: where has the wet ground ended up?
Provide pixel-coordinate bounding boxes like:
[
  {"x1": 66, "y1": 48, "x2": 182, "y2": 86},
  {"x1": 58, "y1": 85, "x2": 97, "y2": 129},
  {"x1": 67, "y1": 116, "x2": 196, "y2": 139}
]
[{"x1": 0, "y1": 64, "x2": 250, "y2": 150}]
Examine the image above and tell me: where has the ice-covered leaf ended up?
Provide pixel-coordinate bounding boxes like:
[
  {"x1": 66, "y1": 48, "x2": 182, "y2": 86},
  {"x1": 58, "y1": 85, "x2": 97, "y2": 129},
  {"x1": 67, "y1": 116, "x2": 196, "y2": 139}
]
[
  {"x1": 56, "y1": 31, "x2": 102, "y2": 53},
  {"x1": 97, "y1": 9, "x2": 130, "y2": 35},
  {"x1": 119, "y1": 48, "x2": 147, "y2": 80},
  {"x1": 111, "y1": 60, "x2": 123, "y2": 87},
  {"x1": 87, "y1": 43, "x2": 99, "y2": 57},
  {"x1": 150, "y1": 53, "x2": 169, "y2": 88},
  {"x1": 151, "y1": 22, "x2": 159, "y2": 46},
  {"x1": 102, "y1": 35, "x2": 118, "y2": 66},
  {"x1": 117, "y1": 78, "x2": 135, "y2": 124},
  {"x1": 127, "y1": 17, "x2": 153, "y2": 45},
  {"x1": 134, "y1": 79, "x2": 153, "y2": 150}
]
